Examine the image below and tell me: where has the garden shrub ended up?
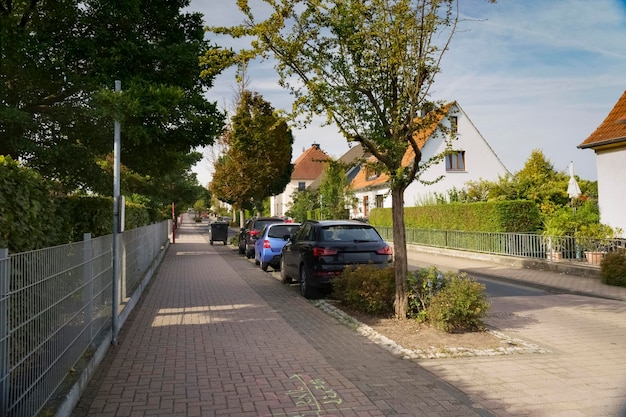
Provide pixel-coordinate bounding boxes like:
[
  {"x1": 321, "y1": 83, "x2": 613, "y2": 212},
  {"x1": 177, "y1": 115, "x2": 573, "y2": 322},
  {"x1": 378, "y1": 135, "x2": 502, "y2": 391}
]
[
  {"x1": 425, "y1": 273, "x2": 490, "y2": 332},
  {"x1": 600, "y1": 250, "x2": 626, "y2": 287},
  {"x1": 406, "y1": 266, "x2": 449, "y2": 320},
  {"x1": 332, "y1": 265, "x2": 395, "y2": 315}
]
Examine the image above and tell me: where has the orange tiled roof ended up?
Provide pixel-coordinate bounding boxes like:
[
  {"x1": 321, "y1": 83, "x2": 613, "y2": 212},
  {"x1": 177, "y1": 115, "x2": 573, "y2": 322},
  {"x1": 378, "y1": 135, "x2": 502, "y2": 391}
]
[
  {"x1": 351, "y1": 104, "x2": 453, "y2": 190},
  {"x1": 291, "y1": 144, "x2": 330, "y2": 180},
  {"x1": 579, "y1": 90, "x2": 626, "y2": 149}
]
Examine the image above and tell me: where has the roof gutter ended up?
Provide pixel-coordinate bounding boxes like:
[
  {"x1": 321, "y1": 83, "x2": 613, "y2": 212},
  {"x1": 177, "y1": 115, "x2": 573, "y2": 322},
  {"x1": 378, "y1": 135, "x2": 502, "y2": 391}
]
[{"x1": 578, "y1": 135, "x2": 626, "y2": 149}]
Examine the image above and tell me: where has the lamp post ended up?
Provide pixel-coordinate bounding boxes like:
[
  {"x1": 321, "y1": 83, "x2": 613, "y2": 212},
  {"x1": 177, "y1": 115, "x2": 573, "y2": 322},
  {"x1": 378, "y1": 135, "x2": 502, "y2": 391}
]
[{"x1": 112, "y1": 80, "x2": 121, "y2": 345}]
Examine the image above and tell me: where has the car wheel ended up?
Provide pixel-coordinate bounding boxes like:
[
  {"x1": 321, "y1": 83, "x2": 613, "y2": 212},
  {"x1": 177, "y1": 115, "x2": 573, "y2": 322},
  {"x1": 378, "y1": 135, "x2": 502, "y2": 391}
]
[
  {"x1": 299, "y1": 265, "x2": 316, "y2": 299},
  {"x1": 238, "y1": 243, "x2": 245, "y2": 254},
  {"x1": 261, "y1": 261, "x2": 269, "y2": 271},
  {"x1": 280, "y1": 257, "x2": 292, "y2": 284}
]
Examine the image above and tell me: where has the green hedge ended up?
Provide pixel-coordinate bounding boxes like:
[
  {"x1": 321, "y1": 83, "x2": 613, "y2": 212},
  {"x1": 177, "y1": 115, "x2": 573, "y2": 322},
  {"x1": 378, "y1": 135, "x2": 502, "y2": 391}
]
[
  {"x1": 1, "y1": 156, "x2": 157, "y2": 253},
  {"x1": 1, "y1": 156, "x2": 61, "y2": 252},
  {"x1": 369, "y1": 200, "x2": 541, "y2": 233}
]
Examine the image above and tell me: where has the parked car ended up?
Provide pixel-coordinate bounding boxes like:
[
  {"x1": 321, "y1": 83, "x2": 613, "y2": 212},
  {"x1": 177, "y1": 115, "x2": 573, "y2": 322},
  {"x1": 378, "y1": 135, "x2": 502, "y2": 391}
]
[
  {"x1": 280, "y1": 220, "x2": 393, "y2": 298},
  {"x1": 238, "y1": 217, "x2": 283, "y2": 258},
  {"x1": 254, "y1": 222, "x2": 301, "y2": 271}
]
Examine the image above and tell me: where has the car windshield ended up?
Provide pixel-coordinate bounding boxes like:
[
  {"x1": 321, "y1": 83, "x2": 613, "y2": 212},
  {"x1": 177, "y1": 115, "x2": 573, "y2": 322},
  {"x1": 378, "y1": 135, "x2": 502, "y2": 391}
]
[
  {"x1": 268, "y1": 224, "x2": 299, "y2": 238},
  {"x1": 320, "y1": 226, "x2": 382, "y2": 242}
]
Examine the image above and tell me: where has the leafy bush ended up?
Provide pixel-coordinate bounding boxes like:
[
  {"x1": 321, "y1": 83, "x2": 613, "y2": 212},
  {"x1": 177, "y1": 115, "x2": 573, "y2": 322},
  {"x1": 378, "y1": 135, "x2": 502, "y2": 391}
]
[
  {"x1": 332, "y1": 265, "x2": 395, "y2": 315},
  {"x1": 600, "y1": 250, "x2": 626, "y2": 287},
  {"x1": 425, "y1": 274, "x2": 490, "y2": 332},
  {"x1": 406, "y1": 266, "x2": 448, "y2": 320}
]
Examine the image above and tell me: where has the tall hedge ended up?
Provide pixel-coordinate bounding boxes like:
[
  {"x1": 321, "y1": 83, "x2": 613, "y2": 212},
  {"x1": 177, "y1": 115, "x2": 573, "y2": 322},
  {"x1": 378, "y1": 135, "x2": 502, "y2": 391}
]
[
  {"x1": 369, "y1": 200, "x2": 541, "y2": 233},
  {"x1": 1, "y1": 157, "x2": 156, "y2": 253},
  {"x1": 1, "y1": 156, "x2": 61, "y2": 252}
]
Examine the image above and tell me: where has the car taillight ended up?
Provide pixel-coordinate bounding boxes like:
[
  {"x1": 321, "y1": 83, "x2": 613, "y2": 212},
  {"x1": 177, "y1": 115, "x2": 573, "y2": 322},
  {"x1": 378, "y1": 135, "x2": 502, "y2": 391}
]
[
  {"x1": 250, "y1": 230, "x2": 260, "y2": 236},
  {"x1": 263, "y1": 239, "x2": 271, "y2": 248},
  {"x1": 376, "y1": 246, "x2": 393, "y2": 255},
  {"x1": 313, "y1": 247, "x2": 338, "y2": 257}
]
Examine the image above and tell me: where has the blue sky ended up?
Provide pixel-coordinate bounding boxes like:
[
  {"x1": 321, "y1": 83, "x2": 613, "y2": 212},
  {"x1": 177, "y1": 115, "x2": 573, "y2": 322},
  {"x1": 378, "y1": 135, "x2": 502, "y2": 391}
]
[{"x1": 189, "y1": 0, "x2": 626, "y2": 186}]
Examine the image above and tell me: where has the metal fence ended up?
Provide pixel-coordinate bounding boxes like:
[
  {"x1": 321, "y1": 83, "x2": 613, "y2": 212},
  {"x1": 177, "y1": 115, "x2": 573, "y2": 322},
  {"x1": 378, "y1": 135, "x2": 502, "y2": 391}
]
[
  {"x1": 0, "y1": 220, "x2": 170, "y2": 417},
  {"x1": 375, "y1": 227, "x2": 626, "y2": 263}
]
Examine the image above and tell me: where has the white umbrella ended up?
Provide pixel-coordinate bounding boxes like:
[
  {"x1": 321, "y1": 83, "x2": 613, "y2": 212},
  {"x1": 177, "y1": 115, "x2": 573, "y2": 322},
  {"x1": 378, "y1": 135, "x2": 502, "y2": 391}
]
[{"x1": 567, "y1": 161, "x2": 581, "y2": 199}]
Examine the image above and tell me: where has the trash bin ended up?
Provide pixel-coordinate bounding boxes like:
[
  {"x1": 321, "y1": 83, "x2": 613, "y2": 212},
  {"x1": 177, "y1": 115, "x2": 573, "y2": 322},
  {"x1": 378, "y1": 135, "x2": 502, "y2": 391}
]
[{"x1": 209, "y1": 221, "x2": 229, "y2": 245}]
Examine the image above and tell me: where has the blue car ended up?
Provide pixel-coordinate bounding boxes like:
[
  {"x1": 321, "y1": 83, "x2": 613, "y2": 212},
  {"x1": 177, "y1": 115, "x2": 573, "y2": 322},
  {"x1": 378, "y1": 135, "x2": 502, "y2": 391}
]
[{"x1": 254, "y1": 222, "x2": 301, "y2": 271}]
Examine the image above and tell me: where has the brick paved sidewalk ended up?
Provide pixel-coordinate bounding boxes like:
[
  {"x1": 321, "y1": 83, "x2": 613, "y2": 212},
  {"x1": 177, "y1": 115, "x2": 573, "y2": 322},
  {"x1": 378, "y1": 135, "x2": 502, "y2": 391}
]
[{"x1": 71, "y1": 220, "x2": 494, "y2": 417}]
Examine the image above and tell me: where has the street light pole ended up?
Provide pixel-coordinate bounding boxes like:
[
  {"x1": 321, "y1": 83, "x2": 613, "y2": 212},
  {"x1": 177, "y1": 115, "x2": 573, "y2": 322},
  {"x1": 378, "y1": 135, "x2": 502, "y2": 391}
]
[{"x1": 112, "y1": 80, "x2": 121, "y2": 346}]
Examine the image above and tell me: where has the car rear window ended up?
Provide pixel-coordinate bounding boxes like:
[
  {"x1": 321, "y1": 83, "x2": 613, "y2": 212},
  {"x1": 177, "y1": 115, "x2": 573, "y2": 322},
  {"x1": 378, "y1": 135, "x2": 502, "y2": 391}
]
[
  {"x1": 268, "y1": 224, "x2": 299, "y2": 238},
  {"x1": 254, "y1": 220, "x2": 281, "y2": 231},
  {"x1": 320, "y1": 226, "x2": 382, "y2": 242}
]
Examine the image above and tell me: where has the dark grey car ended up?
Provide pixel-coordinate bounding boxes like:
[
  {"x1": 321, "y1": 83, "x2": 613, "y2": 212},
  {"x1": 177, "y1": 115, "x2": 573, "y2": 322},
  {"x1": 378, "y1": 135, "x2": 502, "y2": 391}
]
[
  {"x1": 238, "y1": 217, "x2": 283, "y2": 258},
  {"x1": 280, "y1": 220, "x2": 393, "y2": 298}
]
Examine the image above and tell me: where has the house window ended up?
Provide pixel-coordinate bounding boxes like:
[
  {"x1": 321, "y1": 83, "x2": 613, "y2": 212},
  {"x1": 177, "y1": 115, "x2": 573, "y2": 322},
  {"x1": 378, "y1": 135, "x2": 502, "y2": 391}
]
[
  {"x1": 375, "y1": 194, "x2": 384, "y2": 208},
  {"x1": 450, "y1": 116, "x2": 458, "y2": 133},
  {"x1": 445, "y1": 151, "x2": 465, "y2": 171},
  {"x1": 298, "y1": 182, "x2": 306, "y2": 191}
]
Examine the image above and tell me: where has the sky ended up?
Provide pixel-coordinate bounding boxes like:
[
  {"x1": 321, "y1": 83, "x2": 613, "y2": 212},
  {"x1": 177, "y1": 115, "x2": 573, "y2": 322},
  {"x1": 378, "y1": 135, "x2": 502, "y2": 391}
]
[{"x1": 188, "y1": 0, "x2": 626, "y2": 186}]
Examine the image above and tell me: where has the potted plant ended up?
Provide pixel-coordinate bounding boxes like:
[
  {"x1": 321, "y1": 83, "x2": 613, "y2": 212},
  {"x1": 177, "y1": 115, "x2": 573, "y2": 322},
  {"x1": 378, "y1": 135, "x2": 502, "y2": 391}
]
[
  {"x1": 575, "y1": 223, "x2": 615, "y2": 265},
  {"x1": 542, "y1": 211, "x2": 571, "y2": 262}
]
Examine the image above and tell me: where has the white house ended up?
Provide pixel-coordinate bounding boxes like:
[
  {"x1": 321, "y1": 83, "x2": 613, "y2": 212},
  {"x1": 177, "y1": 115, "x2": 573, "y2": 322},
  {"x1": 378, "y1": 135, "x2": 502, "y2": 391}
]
[
  {"x1": 347, "y1": 102, "x2": 509, "y2": 218},
  {"x1": 578, "y1": 90, "x2": 626, "y2": 236},
  {"x1": 270, "y1": 143, "x2": 330, "y2": 217}
]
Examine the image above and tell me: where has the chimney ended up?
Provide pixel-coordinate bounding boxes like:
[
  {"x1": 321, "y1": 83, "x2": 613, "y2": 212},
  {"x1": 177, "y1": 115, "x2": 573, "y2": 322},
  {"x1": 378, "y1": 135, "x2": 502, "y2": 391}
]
[{"x1": 312, "y1": 143, "x2": 320, "y2": 149}]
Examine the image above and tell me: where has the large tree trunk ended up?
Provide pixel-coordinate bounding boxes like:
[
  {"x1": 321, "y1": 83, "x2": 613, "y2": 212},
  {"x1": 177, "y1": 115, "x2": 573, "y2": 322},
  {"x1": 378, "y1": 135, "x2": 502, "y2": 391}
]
[{"x1": 391, "y1": 186, "x2": 408, "y2": 319}]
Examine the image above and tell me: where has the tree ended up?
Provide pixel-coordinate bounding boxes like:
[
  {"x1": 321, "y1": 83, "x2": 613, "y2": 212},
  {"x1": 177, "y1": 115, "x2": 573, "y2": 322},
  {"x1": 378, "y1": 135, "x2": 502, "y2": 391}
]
[
  {"x1": 286, "y1": 189, "x2": 320, "y2": 222},
  {"x1": 205, "y1": 0, "x2": 494, "y2": 318},
  {"x1": 319, "y1": 160, "x2": 356, "y2": 220},
  {"x1": 0, "y1": 0, "x2": 227, "y2": 198},
  {"x1": 211, "y1": 91, "x2": 293, "y2": 215}
]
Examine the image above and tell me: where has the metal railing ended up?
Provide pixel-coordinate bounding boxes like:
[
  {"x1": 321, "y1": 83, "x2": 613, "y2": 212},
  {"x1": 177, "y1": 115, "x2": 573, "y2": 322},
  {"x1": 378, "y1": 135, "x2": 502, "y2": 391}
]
[
  {"x1": 0, "y1": 221, "x2": 170, "y2": 417},
  {"x1": 375, "y1": 227, "x2": 626, "y2": 263}
]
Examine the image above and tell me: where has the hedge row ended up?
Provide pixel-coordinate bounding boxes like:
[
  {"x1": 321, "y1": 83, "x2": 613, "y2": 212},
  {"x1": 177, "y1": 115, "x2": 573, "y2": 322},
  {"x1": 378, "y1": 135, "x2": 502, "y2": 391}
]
[
  {"x1": 369, "y1": 200, "x2": 541, "y2": 233},
  {"x1": 1, "y1": 156, "x2": 160, "y2": 253}
]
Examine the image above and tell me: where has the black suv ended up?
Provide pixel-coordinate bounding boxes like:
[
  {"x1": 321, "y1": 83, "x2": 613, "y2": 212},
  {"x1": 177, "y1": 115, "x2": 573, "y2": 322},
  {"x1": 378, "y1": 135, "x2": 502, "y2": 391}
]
[
  {"x1": 238, "y1": 217, "x2": 283, "y2": 258},
  {"x1": 280, "y1": 220, "x2": 393, "y2": 298}
]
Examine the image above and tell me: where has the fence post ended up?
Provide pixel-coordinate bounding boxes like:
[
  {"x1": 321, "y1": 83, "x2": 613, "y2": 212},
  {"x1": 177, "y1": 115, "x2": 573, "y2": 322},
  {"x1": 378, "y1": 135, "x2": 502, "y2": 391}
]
[
  {"x1": 83, "y1": 234, "x2": 94, "y2": 341},
  {"x1": 0, "y1": 248, "x2": 9, "y2": 416}
]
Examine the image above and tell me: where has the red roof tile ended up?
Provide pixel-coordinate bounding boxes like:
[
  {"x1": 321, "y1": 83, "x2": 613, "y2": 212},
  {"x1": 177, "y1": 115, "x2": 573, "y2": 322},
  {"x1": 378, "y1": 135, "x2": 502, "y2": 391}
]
[
  {"x1": 291, "y1": 144, "x2": 330, "y2": 180},
  {"x1": 579, "y1": 90, "x2": 626, "y2": 149}
]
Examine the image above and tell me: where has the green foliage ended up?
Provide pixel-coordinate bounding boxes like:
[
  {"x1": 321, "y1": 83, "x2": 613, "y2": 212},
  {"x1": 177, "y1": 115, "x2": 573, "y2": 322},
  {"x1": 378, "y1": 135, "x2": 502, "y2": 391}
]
[
  {"x1": 1, "y1": 1, "x2": 225, "y2": 197},
  {"x1": 211, "y1": 91, "x2": 293, "y2": 212},
  {"x1": 600, "y1": 250, "x2": 626, "y2": 287},
  {"x1": 332, "y1": 264, "x2": 490, "y2": 332},
  {"x1": 319, "y1": 159, "x2": 356, "y2": 220},
  {"x1": 406, "y1": 267, "x2": 448, "y2": 320},
  {"x1": 425, "y1": 274, "x2": 490, "y2": 332},
  {"x1": 0, "y1": 156, "x2": 60, "y2": 252},
  {"x1": 286, "y1": 189, "x2": 320, "y2": 223},
  {"x1": 575, "y1": 223, "x2": 618, "y2": 252},
  {"x1": 0, "y1": 157, "x2": 155, "y2": 252},
  {"x1": 458, "y1": 150, "x2": 598, "y2": 218},
  {"x1": 332, "y1": 265, "x2": 396, "y2": 315},
  {"x1": 370, "y1": 200, "x2": 541, "y2": 232}
]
